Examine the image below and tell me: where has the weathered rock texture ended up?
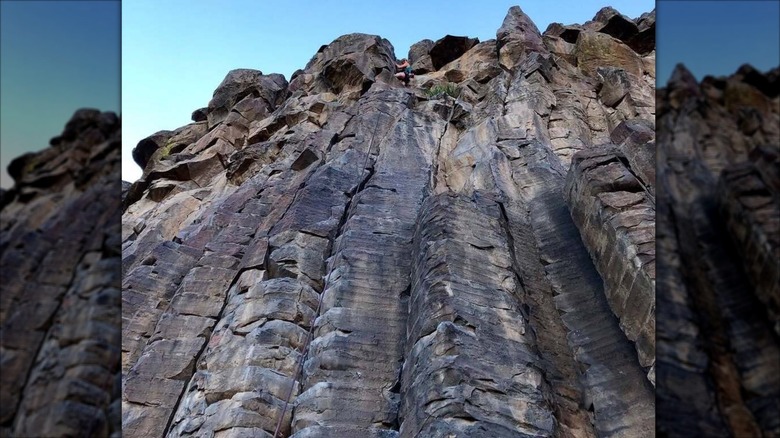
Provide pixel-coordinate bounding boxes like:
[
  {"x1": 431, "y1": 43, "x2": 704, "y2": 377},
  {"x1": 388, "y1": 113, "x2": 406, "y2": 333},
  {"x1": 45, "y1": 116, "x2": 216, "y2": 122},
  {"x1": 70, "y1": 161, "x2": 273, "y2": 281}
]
[
  {"x1": 0, "y1": 109, "x2": 122, "y2": 437},
  {"x1": 656, "y1": 64, "x2": 780, "y2": 437},
  {"x1": 123, "y1": 6, "x2": 656, "y2": 437}
]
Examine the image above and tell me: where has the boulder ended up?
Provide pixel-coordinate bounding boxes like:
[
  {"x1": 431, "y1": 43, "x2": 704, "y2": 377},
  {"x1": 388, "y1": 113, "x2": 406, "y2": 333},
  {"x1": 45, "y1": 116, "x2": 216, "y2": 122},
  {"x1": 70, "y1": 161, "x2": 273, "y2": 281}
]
[
  {"x1": 298, "y1": 33, "x2": 396, "y2": 96},
  {"x1": 575, "y1": 30, "x2": 643, "y2": 77},
  {"x1": 7, "y1": 152, "x2": 36, "y2": 183},
  {"x1": 207, "y1": 69, "x2": 288, "y2": 129},
  {"x1": 541, "y1": 33, "x2": 577, "y2": 65},
  {"x1": 191, "y1": 107, "x2": 208, "y2": 122},
  {"x1": 421, "y1": 40, "x2": 501, "y2": 90},
  {"x1": 591, "y1": 6, "x2": 638, "y2": 44},
  {"x1": 610, "y1": 118, "x2": 656, "y2": 191},
  {"x1": 428, "y1": 35, "x2": 479, "y2": 70},
  {"x1": 132, "y1": 130, "x2": 174, "y2": 170},
  {"x1": 543, "y1": 22, "x2": 583, "y2": 44},
  {"x1": 597, "y1": 66, "x2": 631, "y2": 107},
  {"x1": 496, "y1": 6, "x2": 547, "y2": 69},
  {"x1": 408, "y1": 39, "x2": 435, "y2": 74}
]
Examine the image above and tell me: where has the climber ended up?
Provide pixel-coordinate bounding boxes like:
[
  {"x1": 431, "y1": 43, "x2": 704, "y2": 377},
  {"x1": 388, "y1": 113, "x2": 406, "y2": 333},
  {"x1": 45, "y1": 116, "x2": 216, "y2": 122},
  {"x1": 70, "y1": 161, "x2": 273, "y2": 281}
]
[{"x1": 395, "y1": 58, "x2": 413, "y2": 86}]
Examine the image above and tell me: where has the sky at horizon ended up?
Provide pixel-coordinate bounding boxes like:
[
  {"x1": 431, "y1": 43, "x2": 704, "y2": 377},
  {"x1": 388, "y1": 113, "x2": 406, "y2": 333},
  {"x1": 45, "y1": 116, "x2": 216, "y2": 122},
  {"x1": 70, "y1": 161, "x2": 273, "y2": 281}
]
[
  {"x1": 656, "y1": 0, "x2": 780, "y2": 87},
  {"x1": 121, "y1": 0, "x2": 655, "y2": 183},
  {"x1": 0, "y1": 0, "x2": 121, "y2": 188}
]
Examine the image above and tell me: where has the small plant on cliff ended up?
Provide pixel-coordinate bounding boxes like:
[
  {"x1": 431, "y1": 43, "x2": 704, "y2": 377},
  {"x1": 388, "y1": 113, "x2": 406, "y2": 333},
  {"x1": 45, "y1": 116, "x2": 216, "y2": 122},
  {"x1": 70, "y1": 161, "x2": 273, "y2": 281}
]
[
  {"x1": 159, "y1": 142, "x2": 175, "y2": 159},
  {"x1": 425, "y1": 83, "x2": 460, "y2": 99},
  {"x1": 23, "y1": 159, "x2": 37, "y2": 175}
]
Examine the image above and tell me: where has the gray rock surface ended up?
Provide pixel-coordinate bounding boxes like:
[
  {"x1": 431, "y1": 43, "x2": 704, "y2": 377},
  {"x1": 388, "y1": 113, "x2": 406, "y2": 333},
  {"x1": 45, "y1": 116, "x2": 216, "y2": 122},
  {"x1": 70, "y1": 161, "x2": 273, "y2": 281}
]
[
  {"x1": 565, "y1": 145, "x2": 656, "y2": 382},
  {"x1": 407, "y1": 39, "x2": 435, "y2": 74},
  {"x1": 122, "y1": 6, "x2": 656, "y2": 438}
]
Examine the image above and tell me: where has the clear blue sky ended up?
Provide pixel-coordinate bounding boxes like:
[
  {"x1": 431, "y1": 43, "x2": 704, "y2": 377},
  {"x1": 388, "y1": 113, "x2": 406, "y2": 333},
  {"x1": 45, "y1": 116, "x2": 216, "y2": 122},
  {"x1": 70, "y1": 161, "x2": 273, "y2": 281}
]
[
  {"x1": 0, "y1": 0, "x2": 121, "y2": 188},
  {"x1": 657, "y1": 1, "x2": 780, "y2": 87},
  {"x1": 121, "y1": 0, "x2": 654, "y2": 182}
]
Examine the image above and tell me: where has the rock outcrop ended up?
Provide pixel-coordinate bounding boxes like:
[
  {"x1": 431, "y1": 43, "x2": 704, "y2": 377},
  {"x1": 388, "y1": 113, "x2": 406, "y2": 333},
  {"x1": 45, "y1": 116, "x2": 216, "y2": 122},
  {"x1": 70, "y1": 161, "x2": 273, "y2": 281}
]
[
  {"x1": 0, "y1": 109, "x2": 121, "y2": 437},
  {"x1": 656, "y1": 64, "x2": 780, "y2": 437},
  {"x1": 123, "y1": 6, "x2": 655, "y2": 437}
]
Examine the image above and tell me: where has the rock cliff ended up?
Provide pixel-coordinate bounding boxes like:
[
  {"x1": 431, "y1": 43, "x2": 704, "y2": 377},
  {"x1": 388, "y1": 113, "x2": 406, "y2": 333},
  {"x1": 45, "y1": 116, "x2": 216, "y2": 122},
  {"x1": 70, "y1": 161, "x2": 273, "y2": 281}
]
[
  {"x1": 122, "y1": 6, "x2": 656, "y2": 438},
  {"x1": 656, "y1": 64, "x2": 780, "y2": 437},
  {"x1": 0, "y1": 109, "x2": 122, "y2": 436}
]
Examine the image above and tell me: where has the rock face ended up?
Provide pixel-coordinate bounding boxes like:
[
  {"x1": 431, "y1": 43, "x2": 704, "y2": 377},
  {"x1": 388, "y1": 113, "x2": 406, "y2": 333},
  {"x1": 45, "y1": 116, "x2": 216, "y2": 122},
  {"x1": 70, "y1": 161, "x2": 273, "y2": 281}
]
[
  {"x1": 656, "y1": 64, "x2": 780, "y2": 437},
  {"x1": 428, "y1": 35, "x2": 480, "y2": 70},
  {"x1": 408, "y1": 39, "x2": 435, "y2": 74},
  {"x1": 123, "y1": 6, "x2": 655, "y2": 437},
  {"x1": 0, "y1": 109, "x2": 121, "y2": 437}
]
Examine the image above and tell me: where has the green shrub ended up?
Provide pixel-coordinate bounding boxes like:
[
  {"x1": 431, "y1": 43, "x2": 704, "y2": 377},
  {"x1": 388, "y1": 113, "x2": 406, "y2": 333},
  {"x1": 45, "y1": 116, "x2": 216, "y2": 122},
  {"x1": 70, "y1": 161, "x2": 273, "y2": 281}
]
[
  {"x1": 23, "y1": 158, "x2": 37, "y2": 174},
  {"x1": 425, "y1": 82, "x2": 459, "y2": 99},
  {"x1": 159, "y1": 142, "x2": 175, "y2": 158}
]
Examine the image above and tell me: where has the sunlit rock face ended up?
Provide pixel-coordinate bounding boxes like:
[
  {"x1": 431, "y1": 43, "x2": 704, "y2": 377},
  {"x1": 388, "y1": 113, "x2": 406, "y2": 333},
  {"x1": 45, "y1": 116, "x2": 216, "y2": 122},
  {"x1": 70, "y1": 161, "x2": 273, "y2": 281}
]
[
  {"x1": 656, "y1": 63, "x2": 780, "y2": 437},
  {"x1": 122, "y1": 5, "x2": 656, "y2": 437},
  {"x1": 1, "y1": 109, "x2": 121, "y2": 437}
]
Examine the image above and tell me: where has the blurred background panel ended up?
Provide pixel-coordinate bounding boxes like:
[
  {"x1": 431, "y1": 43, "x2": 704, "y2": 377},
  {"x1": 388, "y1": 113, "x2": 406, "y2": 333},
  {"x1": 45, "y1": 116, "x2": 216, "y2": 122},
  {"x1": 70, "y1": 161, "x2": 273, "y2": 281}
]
[{"x1": 656, "y1": 1, "x2": 779, "y2": 437}]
